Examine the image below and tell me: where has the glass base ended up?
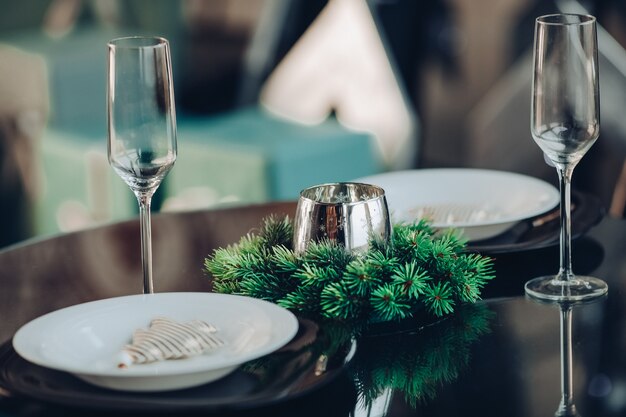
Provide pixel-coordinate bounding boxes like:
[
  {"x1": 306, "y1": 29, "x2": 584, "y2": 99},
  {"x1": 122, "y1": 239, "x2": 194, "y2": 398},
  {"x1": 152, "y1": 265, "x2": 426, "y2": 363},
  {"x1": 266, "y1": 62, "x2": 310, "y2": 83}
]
[
  {"x1": 525, "y1": 275, "x2": 608, "y2": 302},
  {"x1": 554, "y1": 403, "x2": 581, "y2": 417}
]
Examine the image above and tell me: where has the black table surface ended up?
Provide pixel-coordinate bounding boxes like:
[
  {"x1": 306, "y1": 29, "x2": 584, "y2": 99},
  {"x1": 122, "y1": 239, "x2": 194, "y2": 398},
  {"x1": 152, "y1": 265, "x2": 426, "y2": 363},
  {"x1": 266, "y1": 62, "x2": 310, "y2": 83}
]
[{"x1": 0, "y1": 201, "x2": 625, "y2": 417}]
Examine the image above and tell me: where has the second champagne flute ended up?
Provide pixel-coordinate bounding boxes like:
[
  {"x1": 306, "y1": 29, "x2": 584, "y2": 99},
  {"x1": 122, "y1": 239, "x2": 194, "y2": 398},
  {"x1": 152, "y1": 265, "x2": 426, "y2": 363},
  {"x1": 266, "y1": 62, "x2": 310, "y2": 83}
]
[
  {"x1": 107, "y1": 36, "x2": 177, "y2": 294},
  {"x1": 525, "y1": 14, "x2": 607, "y2": 302}
]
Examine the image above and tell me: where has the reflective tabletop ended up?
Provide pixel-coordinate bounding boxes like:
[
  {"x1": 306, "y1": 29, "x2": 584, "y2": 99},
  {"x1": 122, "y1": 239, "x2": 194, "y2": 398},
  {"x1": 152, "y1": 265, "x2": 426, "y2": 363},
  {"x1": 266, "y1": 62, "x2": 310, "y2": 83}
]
[{"x1": 0, "y1": 201, "x2": 625, "y2": 417}]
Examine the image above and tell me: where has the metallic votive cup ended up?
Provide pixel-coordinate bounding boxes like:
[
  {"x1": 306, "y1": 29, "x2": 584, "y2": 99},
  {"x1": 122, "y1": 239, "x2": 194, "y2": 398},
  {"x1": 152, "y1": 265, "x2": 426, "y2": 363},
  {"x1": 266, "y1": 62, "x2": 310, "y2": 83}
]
[{"x1": 293, "y1": 183, "x2": 391, "y2": 254}]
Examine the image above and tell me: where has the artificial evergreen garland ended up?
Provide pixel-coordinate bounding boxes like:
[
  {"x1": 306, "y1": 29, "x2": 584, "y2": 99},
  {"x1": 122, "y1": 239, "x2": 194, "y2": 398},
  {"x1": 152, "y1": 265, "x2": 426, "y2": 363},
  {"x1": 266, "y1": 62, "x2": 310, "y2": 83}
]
[{"x1": 205, "y1": 215, "x2": 495, "y2": 323}]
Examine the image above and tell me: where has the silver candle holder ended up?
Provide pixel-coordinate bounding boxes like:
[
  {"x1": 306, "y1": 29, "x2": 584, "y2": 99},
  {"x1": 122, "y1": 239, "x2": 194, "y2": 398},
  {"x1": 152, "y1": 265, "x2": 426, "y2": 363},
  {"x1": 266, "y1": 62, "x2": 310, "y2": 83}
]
[{"x1": 293, "y1": 183, "x2": 391, "y2": 254}]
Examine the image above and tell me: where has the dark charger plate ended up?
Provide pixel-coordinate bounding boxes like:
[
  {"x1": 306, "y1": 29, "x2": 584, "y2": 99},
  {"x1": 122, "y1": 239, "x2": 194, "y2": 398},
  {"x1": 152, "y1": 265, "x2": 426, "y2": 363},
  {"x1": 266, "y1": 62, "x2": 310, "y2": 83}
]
[
  {"x1": 0, "y1": 318, "x2": 356, "y2": 413},
  {"x1": 466, "y1": 190, "x2": 604, "y2": 254}
]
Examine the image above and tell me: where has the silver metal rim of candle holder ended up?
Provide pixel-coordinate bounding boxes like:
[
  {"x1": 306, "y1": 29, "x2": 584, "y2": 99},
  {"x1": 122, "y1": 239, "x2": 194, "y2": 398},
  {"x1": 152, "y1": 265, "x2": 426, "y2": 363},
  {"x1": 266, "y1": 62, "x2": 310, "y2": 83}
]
[{"x1": 293, "y1": 182, "x2": 392, "y2": 254}]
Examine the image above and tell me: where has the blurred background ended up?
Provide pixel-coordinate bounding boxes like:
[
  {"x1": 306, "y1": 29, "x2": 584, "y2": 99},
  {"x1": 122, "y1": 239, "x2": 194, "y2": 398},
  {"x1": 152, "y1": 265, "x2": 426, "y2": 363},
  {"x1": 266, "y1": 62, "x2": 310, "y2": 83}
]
[{"x1": 1, "y1": 0, "x2": 626, "y2": 248}]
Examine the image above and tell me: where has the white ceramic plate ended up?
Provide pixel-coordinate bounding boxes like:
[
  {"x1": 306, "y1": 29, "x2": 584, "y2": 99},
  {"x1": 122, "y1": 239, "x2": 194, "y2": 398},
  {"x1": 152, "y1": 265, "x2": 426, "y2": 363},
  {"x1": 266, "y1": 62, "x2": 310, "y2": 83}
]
[
  {"x1": 13, "y1": 292, "x2": 298, "y2": 392},
  {"x1": 355, "y1": 169, "x2": 559, "y2": 241}
]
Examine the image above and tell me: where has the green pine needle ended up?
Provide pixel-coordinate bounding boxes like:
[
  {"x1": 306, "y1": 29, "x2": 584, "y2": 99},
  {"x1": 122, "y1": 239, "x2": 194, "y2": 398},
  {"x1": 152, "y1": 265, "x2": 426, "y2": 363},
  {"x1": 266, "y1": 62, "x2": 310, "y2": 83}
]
[
  {"x1": 365, "y1": 250, "x2": 399, "y2": 278},
  {"x1": 271, "y1": 244, "x2": 301, "y2": 274},
  {"x1": 260, "y1": 215, "x2": 293, "y2": 248},
  {"x1": 428, "y1": 236, "x2": 462, "y2": 274},
  {"x1": 204, "y1": 246, "x2": 240, "y2": 280},
  {"x1": 320, "y1": 282, "x2": 363, "y2": 320},
  {"x1": 343, "y1": 259, "x2": 382, "y2": 296},
  {"x1": 239, "y1": 270, "x2": 284, "y2": 301},
  {"x1": 463, "y1": 253, "x2": 496, "y2": 285},
  {"x1": 424, "y1": 282, "x2": 455, "y2": 317},
  {"x1": 211, "y1": 277, "x2": 240, "y2": 294},
  {"x1": 370, "y1": 283, "x2": 412, "y2": 321},
  {"x1": 304, "y1": 239, "x2": 354, "y2": 269},
  {"x1": 455, "y1": 277, "x2": 482, "y2": 303},
  {"x1": 398, "y1": 219, "x2": 435, "y2": 235},
  {"x1": 392, "y1": 228, "x2": 433, "y2": 264},
  {"x1": 391, "y1": 262, "x2": 430, "y2": 299},
  {"x1": 236, "y1": 233, "x2": 264, "y2": 254},
  {"x1": 293, "y1": 264, "x2": 341, "y2": 287},
  {"x1": 279, "y1": 286, "x2": 321, "y2": 315}
]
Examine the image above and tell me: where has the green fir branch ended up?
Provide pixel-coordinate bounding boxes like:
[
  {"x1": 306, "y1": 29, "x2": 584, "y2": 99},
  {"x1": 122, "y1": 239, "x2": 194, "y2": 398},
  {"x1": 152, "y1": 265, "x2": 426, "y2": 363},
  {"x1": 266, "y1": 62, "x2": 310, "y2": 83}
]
[
  {"x1": 424, "y1": 282, "x2": 455, "y2": 317},
  {"x1": 365, "y1": 250, "x2": 399, "y2": 278},
  {"x1": 320, "y1": 282, "x2": 364, "y2": 320},
  {"x1": 370, "y1": 283, "x2": 412, "y2": 322},
  {"x1": 391, "y1": 262, "x2": 430, "y2": 299},
  {"x1": 303, "y1": 239, "x2": 355, "y2": 269},
  {"x1": 391, "y1": 227, "x2": 433, "y2": 265},
  {"x1": 293, "y1": 264, "x2": 341, "y2": 288},
  {"x1": 271, "y1": 244, "x2": 301, "y2": 274},
  {"x1": 259, "y1": 214, "x2": 293, "y2": 248},
  {"x1": 279, "y1": 286, "x2": 322, "y2": 315},
  {"x1": 343, "y1": 259, "x2": 382, "y2": 296}
]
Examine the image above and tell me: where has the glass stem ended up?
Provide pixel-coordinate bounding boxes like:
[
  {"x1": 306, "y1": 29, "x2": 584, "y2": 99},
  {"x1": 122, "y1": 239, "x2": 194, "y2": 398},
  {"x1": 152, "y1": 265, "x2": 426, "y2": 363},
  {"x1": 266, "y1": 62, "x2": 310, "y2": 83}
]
[
  {"x1": 137, "y1": 192, "x2": 154, "y2": 294},
  {"x1": 557, "y1": 166, "x2": 574, "y2": 281},
  {"x1": 556, "y1": 305, "x2": 577, "y2": 417}
]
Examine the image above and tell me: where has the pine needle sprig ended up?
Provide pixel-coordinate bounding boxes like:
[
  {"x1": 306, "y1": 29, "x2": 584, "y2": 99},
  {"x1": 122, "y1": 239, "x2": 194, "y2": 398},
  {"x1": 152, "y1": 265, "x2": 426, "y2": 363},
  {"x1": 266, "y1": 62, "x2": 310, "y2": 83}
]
[
  {"x1": 304, "y1": 239, "x2": 355, "y2": 270},
  {"x1": 320, "y1": 282, "x2": 365, "y2": 320},
  {"x1": 279, "y1": 286, "x2": 322, "y2": 315},
  {"x1": 236, "y1": 233, "x2": 264, "y2": 255},
  {"x1": 210, "y1": 275, "x2": 240, "y2": 295},
  {"x1": 392, "y1": 227, "x2": 434, "y2": 265},
  {"x1": 426, "y1": 235, "x2": 463, "y2": 276},
  {"x1": 292, "y1": 264, "x2": 341, "y2": 287},
  {"x1": 205, "y1": 246, "x2": 254, "y2": 294},
  {"x1": 454, "y1": 275, "x2": 482, "y2": 303},
  {"x1": 450, "y1": 253, "x2": 496, "y2": 303},
  {"x1": 365, "y1": 250, "x2": 399, "y2": 278},
  {"x1": 423, "y1": 282, "x2": 455, "y2": 317},
  {"x1": 399, "y1": 219, "x2": 435, "y2": 235},
  {"x1": 204, "y1": 246, "x2": 241, "y2": 281},
  {"x1": 259, "y1": 215, "x2": 293, "y2": 248},
  {"x1": 271, "y1": 244, "x2": 301, "y2": 274},
  {"x1": 343, "y1": 259, "x2": 382, "y2": 296},
  {"x1": 438, "y1": 228, "x2": 468, "y2": 250},
  {"x1": 370, "y1": 283, "x2": 412, "y2": 322},
  {"x1": 239, "y1": 269, "x2": 286, "y2": 301},
  {"x1": 391, "y1": 262, "x2": 430, "y2": 299},
  {"x1": 237, "y1": 251, "x2": 270, "y2": 275},
  {"x1": 463, "y1": 253, "x2": 496, "y2": 286}
]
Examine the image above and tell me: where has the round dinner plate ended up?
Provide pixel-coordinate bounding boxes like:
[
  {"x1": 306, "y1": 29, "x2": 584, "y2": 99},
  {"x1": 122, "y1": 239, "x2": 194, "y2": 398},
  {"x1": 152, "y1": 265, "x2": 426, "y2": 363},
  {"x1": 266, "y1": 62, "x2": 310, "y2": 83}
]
[
  {"x1": 12, "y1": 292, "x2": 298, "y2": 392},
  {"x1": 1, "y1": 318, "x2": 357, "y2": 412},
  {"x1": 355, "y1": 169, "x2": 560, "y2": 241}
]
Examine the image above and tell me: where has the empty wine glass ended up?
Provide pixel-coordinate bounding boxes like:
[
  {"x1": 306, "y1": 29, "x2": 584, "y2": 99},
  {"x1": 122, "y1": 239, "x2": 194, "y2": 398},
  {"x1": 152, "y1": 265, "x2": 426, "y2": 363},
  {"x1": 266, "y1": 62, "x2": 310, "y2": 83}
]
[
  {"x1": 107, "y1": 36, "x2": 177, "y2": 294},
  {"x1": 525, "y1": 14, "x2": 607, "y2": 301}
]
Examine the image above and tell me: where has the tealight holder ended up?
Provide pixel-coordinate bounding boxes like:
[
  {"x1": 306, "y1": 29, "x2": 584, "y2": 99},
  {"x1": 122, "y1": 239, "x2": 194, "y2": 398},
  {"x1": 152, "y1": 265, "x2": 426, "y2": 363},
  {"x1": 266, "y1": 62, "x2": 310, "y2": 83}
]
[{"x1": 293, "y1": 183, "x2": 391, "y2": 254}]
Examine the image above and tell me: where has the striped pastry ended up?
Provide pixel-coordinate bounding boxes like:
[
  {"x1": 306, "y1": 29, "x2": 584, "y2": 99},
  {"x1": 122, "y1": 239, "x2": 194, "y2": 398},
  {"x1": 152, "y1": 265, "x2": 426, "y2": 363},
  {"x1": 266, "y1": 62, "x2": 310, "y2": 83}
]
[{"x1": 117, "y1": 317, "x2": 224, "y2": 368}]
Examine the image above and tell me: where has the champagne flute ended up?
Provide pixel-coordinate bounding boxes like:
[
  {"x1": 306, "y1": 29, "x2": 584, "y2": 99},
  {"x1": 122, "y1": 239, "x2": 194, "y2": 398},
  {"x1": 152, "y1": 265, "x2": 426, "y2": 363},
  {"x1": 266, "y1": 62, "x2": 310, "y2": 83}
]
[
  {"x1": 525, "y1": 14, "x2": 607, "y2": 301},
  {"x1": 107, "y1": 36, "x2": 177, "y2": 294}
]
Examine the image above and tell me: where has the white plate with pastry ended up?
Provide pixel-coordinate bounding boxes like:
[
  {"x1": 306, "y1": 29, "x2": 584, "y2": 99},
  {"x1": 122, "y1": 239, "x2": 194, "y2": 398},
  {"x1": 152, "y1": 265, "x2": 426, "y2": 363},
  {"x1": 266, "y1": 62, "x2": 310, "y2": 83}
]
[
  {"x1": 13, "y1": 292, "x2": 298, "y2": 392},
  {"x1": 355, "y1": 168, "x2": 559, "y2": 241}
]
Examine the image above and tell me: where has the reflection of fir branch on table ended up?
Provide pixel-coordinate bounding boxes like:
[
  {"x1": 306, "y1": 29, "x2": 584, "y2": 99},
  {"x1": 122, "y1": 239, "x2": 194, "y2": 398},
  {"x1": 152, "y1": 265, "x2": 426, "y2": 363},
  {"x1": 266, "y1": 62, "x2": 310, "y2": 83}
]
[
  {"x1": 242, "y1": 305, "x2": 493, "y2": 410},
  {"x1": 205, "y1": 216, "x2": 495, "y2": 323},
  {"x1": 351, "y1": 304, "x2": 494, "y2": 408},
  {"x1": 242, "y1": 318, "x2": 356, "y2": 390}
]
